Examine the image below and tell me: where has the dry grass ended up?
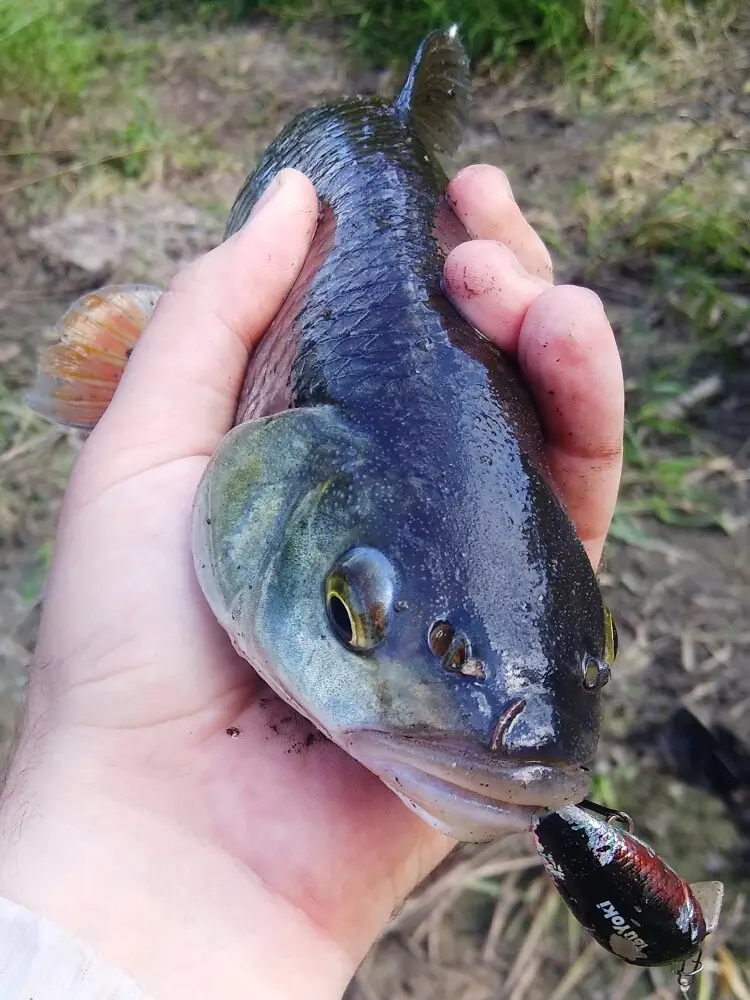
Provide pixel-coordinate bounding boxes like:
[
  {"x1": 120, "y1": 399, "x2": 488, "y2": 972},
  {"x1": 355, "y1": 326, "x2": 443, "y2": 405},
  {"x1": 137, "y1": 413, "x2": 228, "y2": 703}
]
[{"x1": 350, "y1": 835, "x2": 750, "y2": 1000}]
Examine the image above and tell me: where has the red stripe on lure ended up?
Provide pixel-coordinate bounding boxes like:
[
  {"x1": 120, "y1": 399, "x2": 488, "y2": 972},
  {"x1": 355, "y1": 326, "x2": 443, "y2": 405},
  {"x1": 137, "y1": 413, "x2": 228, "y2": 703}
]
[{"x1": 532, "y1": 804, "x2": 723, "y2": 968}]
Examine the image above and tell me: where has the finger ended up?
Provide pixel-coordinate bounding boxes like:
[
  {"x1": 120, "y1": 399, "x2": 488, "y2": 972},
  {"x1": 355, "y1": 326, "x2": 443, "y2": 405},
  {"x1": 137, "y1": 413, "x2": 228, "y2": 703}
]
[
  {"x1": 443, "y1": 239, "x2": 550, "y2": 352},
  {"x1": 517, "y1": 286, "x2": 624, "y2": 568},
  {"x1": 84, "y1": 169, "x2": 319, "y2": 477},
  {"x1": 443, "y1": 245, "x2": 622, "y2": 567},
  {"x1": 447, "y1": 164, "x2": 554, "y2": 281}
]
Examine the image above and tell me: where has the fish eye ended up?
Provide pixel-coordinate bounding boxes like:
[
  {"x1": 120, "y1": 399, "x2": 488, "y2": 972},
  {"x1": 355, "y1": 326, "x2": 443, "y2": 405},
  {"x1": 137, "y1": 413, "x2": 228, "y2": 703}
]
[
  {"x1": 328, "y1": 594, "x2": 354, "y2": 645},
  {"x1": 582, "y1": 654, "x2": 610, "y2": 690},
  {"x1": 604, "y1": 605, "x2": 619, "y2": 665},
  {"x1": 325, "y1": 547, "x2": 397, "y2": 652}
]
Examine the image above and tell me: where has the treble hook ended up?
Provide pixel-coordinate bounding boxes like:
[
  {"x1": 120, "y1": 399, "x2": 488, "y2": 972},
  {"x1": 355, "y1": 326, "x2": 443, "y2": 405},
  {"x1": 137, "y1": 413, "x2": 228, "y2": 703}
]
[
  {"x1": 676, "y1": 950, "x2": 704, "y2": 997},
  {"x1": 577, "y1": 797, "x2": 635, "y2": 833}
]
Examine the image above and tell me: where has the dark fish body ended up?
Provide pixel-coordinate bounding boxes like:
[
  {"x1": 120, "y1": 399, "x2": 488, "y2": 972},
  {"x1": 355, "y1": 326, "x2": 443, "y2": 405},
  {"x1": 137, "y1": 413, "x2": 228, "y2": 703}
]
[
  {"x1": 28, "y1": 28, "x2": 616, "y2": 843},
  {"x1": 219, "y1": 85, "x2": 609, "y2": 745},
  {"x1": 190, "y1": 29, "x2": 613, "y2": 842}
]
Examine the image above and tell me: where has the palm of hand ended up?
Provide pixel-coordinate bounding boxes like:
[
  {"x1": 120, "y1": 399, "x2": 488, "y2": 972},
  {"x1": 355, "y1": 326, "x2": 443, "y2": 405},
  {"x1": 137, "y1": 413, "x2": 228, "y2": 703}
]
[{"x1": 42, "y1": 455, "x2": 439, "y2": 947}]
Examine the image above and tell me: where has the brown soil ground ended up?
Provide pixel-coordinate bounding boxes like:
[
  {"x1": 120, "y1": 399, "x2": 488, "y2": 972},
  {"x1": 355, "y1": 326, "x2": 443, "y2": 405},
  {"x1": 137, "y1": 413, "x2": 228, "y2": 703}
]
[{"x1": 1, "y1": 21, "x2": 748, "y2": 1000}]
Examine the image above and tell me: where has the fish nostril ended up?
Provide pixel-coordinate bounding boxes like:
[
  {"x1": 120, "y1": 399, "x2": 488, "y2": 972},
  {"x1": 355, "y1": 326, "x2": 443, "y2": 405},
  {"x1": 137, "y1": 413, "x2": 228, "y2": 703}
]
[
  {"x1": 489, "y1": 698, "x2": 527, "y2": 752},
  {"x1": 428, "y1": 620, "x2": 454, "y2": 656},
  {"x1": 428, "y1": 620, "x2": 486, "y2": 680}
]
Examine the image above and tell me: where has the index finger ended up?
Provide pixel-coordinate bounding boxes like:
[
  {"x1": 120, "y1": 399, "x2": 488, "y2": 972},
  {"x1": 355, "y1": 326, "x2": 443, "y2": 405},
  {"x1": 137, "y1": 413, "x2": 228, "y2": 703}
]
[{"x1": 447, "y1": 164, "x2": 554, "y2": 281}]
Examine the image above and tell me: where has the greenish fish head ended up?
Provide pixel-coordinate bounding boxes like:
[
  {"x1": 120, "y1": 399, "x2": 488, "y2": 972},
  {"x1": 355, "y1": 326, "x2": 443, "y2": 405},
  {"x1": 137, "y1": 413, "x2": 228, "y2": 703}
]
[{"x1": 193, "y1": 407, "x2": 615, "y2": 843}]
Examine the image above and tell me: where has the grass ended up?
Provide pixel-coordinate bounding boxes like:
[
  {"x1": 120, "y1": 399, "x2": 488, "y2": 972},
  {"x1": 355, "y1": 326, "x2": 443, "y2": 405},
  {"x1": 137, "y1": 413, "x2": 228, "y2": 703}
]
[
  {"x1": 0, "y1": 0, "x2": 745, "y2": 543},
  {"x1": 660, "y1": 261, "x2": 750, "y2": 358},
  {"x1": 129, "y1": 0, "x2": 745, "y2": 75},
  {"x1": 2, "y1": 0, "x2": 746, "y2": 146},
  {"x1": 0, "y1": 0, "x2": 102, "y2": 112},
  {"x1": 0, "y1": 376, "x2": 71, "y2": 560},
  {"x1": 610, "y1": 322, "x2": 745, "y2": 537},
  {"x1": 1, "y1": 1, "x2": 745, "y2": 534},
  {"x1": 583, "y1": 121, "x2": 749, "y2": 281},
  {"x1": 0, "y1": 0, "x2": 165, "y2": 188},
  {"x1": 577, "y1": 105, "x2": 750, "y2": 533}
]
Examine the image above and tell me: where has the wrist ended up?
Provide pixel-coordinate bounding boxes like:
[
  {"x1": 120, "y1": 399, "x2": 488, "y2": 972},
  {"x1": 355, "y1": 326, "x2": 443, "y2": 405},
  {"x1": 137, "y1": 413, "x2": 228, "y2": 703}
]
[{"x1": 0, "y1": 733, "x2": 353, "y2": 1000}]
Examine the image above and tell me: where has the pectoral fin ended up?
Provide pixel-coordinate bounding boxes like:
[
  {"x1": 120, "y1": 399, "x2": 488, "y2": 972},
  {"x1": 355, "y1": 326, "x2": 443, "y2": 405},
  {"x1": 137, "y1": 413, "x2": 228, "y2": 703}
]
[{"x1": 27, "y1": 283, "x2": 161, "y2": 429}]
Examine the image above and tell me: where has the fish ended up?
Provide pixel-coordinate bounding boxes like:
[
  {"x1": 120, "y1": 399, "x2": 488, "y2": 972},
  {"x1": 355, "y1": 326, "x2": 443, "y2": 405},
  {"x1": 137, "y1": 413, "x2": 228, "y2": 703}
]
[{"x1": 28, "y1": 26, "x2": 618, "y2": 844}]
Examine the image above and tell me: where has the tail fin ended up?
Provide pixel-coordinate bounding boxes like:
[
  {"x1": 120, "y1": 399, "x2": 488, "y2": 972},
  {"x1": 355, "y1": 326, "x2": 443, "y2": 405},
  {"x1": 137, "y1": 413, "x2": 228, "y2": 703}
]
[
  {"x1": 27, "y1": 284, "x2": 161, "y2": 430},
  {"x1": 393, "y1": 25, "x2": 471, "y2": 157}
]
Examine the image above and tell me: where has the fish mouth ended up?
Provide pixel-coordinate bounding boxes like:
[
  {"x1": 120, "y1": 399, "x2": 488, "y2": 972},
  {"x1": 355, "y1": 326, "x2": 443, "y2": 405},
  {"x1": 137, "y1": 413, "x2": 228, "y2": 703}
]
[{"x1": 342, "y1": 730, "x2": 591, "y2": 843}]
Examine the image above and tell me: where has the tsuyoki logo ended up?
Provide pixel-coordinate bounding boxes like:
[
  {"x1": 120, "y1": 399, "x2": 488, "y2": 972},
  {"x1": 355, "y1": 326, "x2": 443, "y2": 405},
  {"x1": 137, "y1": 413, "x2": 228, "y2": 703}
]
[{"x1": 596, "y1": 900, "x2": 648, "y2": 958}]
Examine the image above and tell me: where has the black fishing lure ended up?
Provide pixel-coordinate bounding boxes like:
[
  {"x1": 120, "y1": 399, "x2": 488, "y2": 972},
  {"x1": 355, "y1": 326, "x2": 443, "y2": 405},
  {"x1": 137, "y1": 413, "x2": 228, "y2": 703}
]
[{"x1": 532, "y1": 802, "x2": 724, "y2": 990}]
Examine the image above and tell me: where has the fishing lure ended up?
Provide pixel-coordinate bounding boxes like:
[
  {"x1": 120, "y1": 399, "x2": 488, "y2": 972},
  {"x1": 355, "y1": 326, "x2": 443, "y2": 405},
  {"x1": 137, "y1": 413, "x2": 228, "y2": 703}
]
[{"x1": 532, "y1": 800, "x2": 724, "y2": 993}]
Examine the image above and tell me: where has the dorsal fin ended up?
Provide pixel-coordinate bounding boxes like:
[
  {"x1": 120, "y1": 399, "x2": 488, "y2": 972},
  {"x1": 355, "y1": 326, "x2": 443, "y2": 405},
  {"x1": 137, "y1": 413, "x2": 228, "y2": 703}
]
[{"x1": 393, "y1": 25, "x2": 471, "y2": 157}]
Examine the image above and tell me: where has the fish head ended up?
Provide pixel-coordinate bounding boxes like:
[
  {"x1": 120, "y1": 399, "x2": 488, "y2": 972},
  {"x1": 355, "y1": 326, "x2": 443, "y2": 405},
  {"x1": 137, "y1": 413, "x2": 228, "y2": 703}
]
[{"x1": 193, "y1": 406, "x2": 616, "y2": 842}]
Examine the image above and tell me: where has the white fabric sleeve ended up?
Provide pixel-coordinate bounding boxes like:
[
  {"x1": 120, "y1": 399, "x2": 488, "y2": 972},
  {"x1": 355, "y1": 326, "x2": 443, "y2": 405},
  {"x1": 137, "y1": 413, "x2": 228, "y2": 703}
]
[{"x1": 0, "y1": 896, "x2": 150, "y2": 1000}]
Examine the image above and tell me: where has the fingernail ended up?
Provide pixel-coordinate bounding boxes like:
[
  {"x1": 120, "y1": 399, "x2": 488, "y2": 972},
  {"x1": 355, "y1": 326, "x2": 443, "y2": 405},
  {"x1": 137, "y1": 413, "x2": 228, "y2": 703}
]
[{"x1": 246, "y1": 169, "x2": 288, "y2": 224}]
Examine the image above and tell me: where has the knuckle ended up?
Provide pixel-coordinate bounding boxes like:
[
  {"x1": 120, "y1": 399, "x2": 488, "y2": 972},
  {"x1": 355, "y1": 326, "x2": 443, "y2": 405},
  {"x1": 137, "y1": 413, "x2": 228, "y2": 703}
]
[{"x1": 166, "y1": 255, "x2": 206, "y2": 296}]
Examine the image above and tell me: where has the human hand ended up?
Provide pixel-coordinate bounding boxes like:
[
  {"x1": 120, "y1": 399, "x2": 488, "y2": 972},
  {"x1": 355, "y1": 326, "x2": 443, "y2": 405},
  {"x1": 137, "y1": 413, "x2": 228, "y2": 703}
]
[
  {"x1": 0, "y1": 166, "x2": 623, "y2": 1000},
  {"x1": 443, "y1": 164, "x2": 623, "y2": 567}
]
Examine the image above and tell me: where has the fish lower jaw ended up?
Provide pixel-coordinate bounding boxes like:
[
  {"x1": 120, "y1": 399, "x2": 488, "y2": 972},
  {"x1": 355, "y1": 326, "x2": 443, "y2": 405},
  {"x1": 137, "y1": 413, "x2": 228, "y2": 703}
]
[
  {"x1": 376, "y1": 762, "x2": 540, "y2": 842},
  {"x1": 343, "y1": 731, "x2": 592, "y2": 844}
]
